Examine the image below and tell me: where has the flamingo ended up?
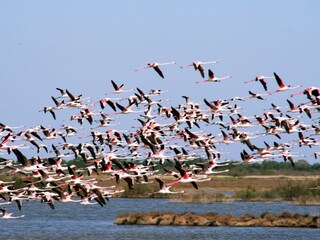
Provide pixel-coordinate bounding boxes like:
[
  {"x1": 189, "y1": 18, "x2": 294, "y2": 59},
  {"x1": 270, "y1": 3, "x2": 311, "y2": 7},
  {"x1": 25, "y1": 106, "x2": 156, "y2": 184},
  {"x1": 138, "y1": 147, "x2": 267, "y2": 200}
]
[
  {"x1": 51, "y1": 96, "x2": 65, "y2": 109},
  {"x1": 23, "y1": 134, "x2": 41, "y2": 152},
  {"x1": 149, "y1": 88, "x2": 168, "y2": 95},
  {"x1": 64, "y1": 89, "x2": 83, "y2": 102},
  {"x1": 252, "y1": 144, "x2": 277, "y2": 159},
  {"x1": 173, "y1": 165, "x2": 210, "y2": 190},
  {"x1": 79, "y1": 196, "x2": 100, "y2": 205},
  {"x1": 180, "y1": 60, "x2": 218, "y2": 78},
  {"x1": 115, "y1": 101, "x2": 144, "y2": 115},
  {"x1": 122, "y1": 133, "x2": 139, "y2": 149},
  {"x1": 244, "y1": 75, "x2": 274, "y2": 91},
  {"x1": 246, "y1": 91, "x2": 271, "y2": 100},
  {"x1": 55, "y1": 88, "x2": 69, "y2": 98},
  {"x1": 155, "y1": 178, "x2": 184, "y2": 194},
  {"x1": 109, "y1": 80, "x2": 133, "y2": 94},
  {"x1": 0, "y1": 184, "x2": 18, "y2": 194},
  {"x1": 270, "y1": 72, "x2": 302, "y2": 94},
  {"x1": 17, "y1": 126, "x2": 43, "y2": 141},
  {"x1": 98, "y1": 98, "x2": 121, "y2": 111},
  {"x1": 38, "y1": 169, "x2": 71, "y2": 183},
  {"x1": 232, "y1": 150, "x2": 264, "y2": 165},
  {"x1": 0, "y1": 123, "x2": 24, "y2": 132},
  {"x1": 314, "y1": 152, "x2": 320, "y2": 159},
  {"x1": 0, "y1": 207, "x2": 25, "y2": 219},
  {"x1": 290, "y1": 86, "x2": 320, "y2": 98},
  {"x1": 39, "y1": 106, "x2": 57, "y2": 120},
  {"x1": 169, "y1": 146, "x2": 197, "y2": 162},
  {"x1": 194, "y1": 162, "x2": 229, "y2": 175},
  {"x1": 283, "y1": 155, "x2": 295, "y2": 167},
  {"x1": 135, "y1": 61, "x2": 176, "y2": 78},
  {"x1": 254, "y1": 114, "x2": 269, "y2": 125},
  {"x1": 310, "y1": 125, "x2": 320, "y2": 136},
  {"x1": 196, "y1": 69, "x2": 231, "y2": 83},
  {"x1": 297, "y1": 131, "x2": 319, "y2": 147},
  {"x1": 92, "y1": 119, "x2": 120, "y2": 129},
  {"x1": 221, "y1": 130, "x2": 234, "y2": 144},
  {"x1": 140, "y1": 133, "x2": 173, "y2": 160},
  {"x1": 40, "y1": 126, "x2": 58, "y2": 140},
  {"x1": 0, "y1": 133, "x2": 16, "y2": 149}
]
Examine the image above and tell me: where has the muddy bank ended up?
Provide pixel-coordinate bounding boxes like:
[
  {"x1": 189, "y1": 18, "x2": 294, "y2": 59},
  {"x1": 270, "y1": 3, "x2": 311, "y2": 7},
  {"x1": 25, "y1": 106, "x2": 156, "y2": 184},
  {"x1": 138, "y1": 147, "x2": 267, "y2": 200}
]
[{"x1": 114, "y1": 211, "x2": 320, "y2": 228}]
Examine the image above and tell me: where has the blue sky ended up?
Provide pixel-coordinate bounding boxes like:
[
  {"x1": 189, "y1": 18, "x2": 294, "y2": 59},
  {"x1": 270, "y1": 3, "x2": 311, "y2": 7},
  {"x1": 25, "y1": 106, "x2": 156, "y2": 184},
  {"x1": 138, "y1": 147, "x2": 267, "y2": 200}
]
[{"x1": 1, "y1": 1, "x2": 319, "y2": 161}]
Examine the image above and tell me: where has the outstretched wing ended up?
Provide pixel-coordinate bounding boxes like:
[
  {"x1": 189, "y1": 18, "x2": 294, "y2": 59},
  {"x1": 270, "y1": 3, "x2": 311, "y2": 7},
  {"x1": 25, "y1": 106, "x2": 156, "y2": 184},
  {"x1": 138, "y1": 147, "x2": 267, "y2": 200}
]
[{"x1": 153, "y1": 66, "x2": 164, "y2": 78}]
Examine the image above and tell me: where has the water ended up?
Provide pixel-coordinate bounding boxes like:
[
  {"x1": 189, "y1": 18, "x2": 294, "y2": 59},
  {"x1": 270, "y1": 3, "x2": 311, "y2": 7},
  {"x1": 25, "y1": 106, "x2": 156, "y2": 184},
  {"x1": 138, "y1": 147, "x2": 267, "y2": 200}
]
[{"x1": 1, "y1": 198, "x2": 319, "y2": 240}]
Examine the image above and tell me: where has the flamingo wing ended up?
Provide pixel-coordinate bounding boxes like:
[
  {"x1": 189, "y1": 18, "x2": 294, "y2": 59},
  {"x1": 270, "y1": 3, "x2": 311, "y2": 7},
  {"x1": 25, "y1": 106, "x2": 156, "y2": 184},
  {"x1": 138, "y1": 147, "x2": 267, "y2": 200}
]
[
  {"x1": 198, "y1": 64, "x2": 205, "y2": 78},
  {"x1": 274, "y1": 72, "x2": 285, "y2": 88},
  {"x1": 66, "y1": 89, "x2": 76, "y2": 101},
  {"x1": 190, "y1": 181, "x2": 198, "y2": 190},
  {"x1": 208, "y1": 69, "x2": 214, "y2": 79},
  {"x1": 111, "y1": 80, "x2": 118, "y2": 90},
  {"x1": 153, "y1": 66, "x2": 164, "y2": 78},
  {"x1": 106, "y1": 100, "x2": 117, "y2": 112},
  {"x1": 259, "y1": 79, "x2": 268, "y2": 91},
  {"x1": 155, "y1": 177, "x2": 164, "y2": 189},
  {"x1": 123, "y1": 177, "x2": 134, "y2": 190},
  {"x1": 116, "y1": 102, "x2": 126, "y2": 112},
  {"x1": 12, "y1": 149, "x2": 31, "y2": 167}
]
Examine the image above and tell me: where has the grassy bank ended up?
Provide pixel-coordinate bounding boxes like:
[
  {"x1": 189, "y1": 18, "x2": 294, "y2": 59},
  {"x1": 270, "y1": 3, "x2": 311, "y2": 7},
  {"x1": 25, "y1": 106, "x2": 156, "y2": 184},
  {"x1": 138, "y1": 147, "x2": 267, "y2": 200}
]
[{"x1": 115, "y1": 175, "x2": 320, "y2": 205}]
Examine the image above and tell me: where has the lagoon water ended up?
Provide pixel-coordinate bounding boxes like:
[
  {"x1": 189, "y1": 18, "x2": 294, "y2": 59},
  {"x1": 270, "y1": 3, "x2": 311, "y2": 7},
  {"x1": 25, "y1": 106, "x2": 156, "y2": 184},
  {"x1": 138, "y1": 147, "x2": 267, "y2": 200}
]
[{"x1": 1, "y1": 198, "x2": 320, "y2": 240}]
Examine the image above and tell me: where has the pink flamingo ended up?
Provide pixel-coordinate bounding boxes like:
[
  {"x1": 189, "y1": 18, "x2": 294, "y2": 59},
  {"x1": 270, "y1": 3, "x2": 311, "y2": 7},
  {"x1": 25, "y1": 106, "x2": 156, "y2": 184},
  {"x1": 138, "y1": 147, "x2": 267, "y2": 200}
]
[
  {"x1": 155, "y1": 178, "x2": 184, "y2": 194},
  {"x1": 135, "y1": 61, "x2": 176, "y2": 78},
  {"x1": 270, "y1": 72, "x2": 302, "y2": 94},
  {"x1": 180, "y1": 60, "x2": 218, "y2": 78},
  {"x1": 290, "y1": 86, "x2": 320, "y2": 98},
  {"x1": 244, "y1": 75, "x2": 274, "y2": 91},
  {"x1": 0, "y1": 207, "x2": 25, "y2": 219},
  {"x1": 196, "y1": 69, "x2": 231, "y2": 83}
]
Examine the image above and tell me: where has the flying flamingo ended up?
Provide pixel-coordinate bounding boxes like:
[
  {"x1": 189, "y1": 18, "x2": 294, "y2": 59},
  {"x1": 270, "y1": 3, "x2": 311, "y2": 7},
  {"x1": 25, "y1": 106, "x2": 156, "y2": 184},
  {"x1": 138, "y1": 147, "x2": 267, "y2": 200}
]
[
  {"x1": 0, "y1": 123, "x2": 24, "y2": 132},
  {"x1": 135, "y1": 61, "x2": 176, "y2": 78},
  {"x1": 233, "y1": 150, "x2": 264, "y2": 165},
  {"x1": 39, "y1": 106, "x2": 57, "y2": 120},
  {"x1": 173, "y1": 163, "x2": 211, "y2": 190},
  {"x1": 115, "y1": 101, "x2": 143, "y2": 114},
  {"x1": 270, "y1": 72, "x2": 302, "y2": 94},
  {"x1": 194, "y1": 162, "x2": 229, "y2": 175},
  {"x1": 0, "y1": 133, "x2": 16, "y2": 149},
  {"x1": 154, "y1": 178, "x2": 184, "y2": 194},
  {"x1": 180, "y1": 60, "x2": 218, "y2": 78},
  {"x1": 244, "y1": 75, "x2": 274, "y2": 91},
  {"x1": 314, "y1": 152, "x2": 320, "y2": 159},
  {"x1": 55, "y1": 88, "x2": 69, "y2": 98},
  {"x1": 0, "y1": 207, "x2": 25, "y2": 219},
  {"x1": 97, "y1": 97, "x2": 123, "y2": 111},
  {"x1": 287, "y1": 99, "x2": 300, "y2": 112},
  {"x1": 196, "y1": 69, "x2": 232, "y2": 83},
  {"x1": 290, "y1": 86, "x2": 320, "y2": 98},
  {"x1": 246, "y1": 91, "x2": 271, "y2": 100},
  {"x1": 108, "y1": 80, "x2": 133, "y2": 94}
]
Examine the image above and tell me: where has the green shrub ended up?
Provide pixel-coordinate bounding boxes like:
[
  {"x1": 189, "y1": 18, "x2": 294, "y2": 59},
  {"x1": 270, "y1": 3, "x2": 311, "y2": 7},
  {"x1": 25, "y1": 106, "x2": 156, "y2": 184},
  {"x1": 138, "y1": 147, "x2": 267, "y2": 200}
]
[{"x1": 234, "y1": 186, "x2": 257, "y2": 200}]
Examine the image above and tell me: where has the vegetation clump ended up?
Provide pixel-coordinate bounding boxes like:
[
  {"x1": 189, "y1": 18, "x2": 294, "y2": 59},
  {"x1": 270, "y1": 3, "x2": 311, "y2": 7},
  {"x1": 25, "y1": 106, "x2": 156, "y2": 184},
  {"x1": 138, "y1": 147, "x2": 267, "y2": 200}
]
[{"x1": 114, "y1": 211, "x2": 320, "y2": 227}]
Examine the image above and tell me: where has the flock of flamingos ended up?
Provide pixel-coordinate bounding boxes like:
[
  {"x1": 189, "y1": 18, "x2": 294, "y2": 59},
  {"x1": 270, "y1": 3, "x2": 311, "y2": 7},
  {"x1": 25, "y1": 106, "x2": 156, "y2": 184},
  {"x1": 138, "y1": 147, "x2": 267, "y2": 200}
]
[{"x1": 0, "y1": 60, "x2": 319, "y2": 219}]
